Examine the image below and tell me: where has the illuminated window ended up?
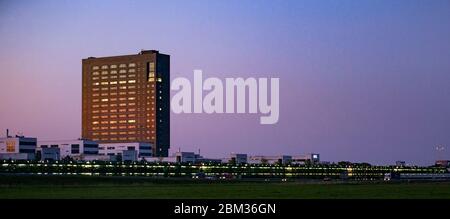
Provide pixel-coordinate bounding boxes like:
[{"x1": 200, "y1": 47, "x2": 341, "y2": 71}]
[
  {"x1": 119, "y1": 125, "x2": 127, "y2": 129},
  {"x1": 101, "y1": 121, "x2": 108, "y2": 124},
  {"x1": 111, "y1": 75, "x2": 117, "y2": 79},
  {"x1": 92, "y1": 66, "x2": 99, "y2": 70},
  {"x1": 128, "y1": 97, "x2": 135, "y2": 100},
  {"x1": 101, "y1": 87, "x2": 108, "y2": 91},
  {"x1": 101, "y1": 132, "x2": 108, "y2": 135},
  {"x1": 93, "y1": 77, "x2": 99, "y2": 80},
  {"x1": 129, "y1": 108, "x2": 136, "y2": 112},
  {"x1": 119, "y1": 69, "x2": 126, "y2": 73},
  {"x1": 101, "y1": 104, "x2": 108, "y2": 107},
  {"x1": 93, "y1": 88, "x2": 100, "y2": 91},
  {"x1": 101, "y1": 71, "x2": 108, "y2": 75},
  {"x1": 92, "y1": 127, "x2": 99, "y2": 130},
  {"x1": 128, "y1": 91, "x2": 136, "y2": 95},
  {"x1": 92, "y1": 93, "x2": 99, "y2": 97},
  {"x1": 119, "y1": 92, "x2": 126, "y2": 95},
  {"x1": 100, "y1": 126, "x2": 108, "y2": 130},
  {"x1": 101, "y1": 82, "x2": 108, "y2": 85},
  {"x1": 101, "y1": 76, "x2": 108, "y2": 80},
  {"x1": 92, "y1": 121, "x2": 99, "y2": 125},
  {"x1": 119, "y1": 97, "x2": 126, "y2": 101},
  {"x1": 110, "y1": 81, "x2": 117, "y2": 85},
  {"x1": 110, "y1": 98, "x2": 117, "y2": 101},
  {"x1": 129, "y1": 114, "x2": 136, "y2": 117},
  {"x1": 129, "y1": 74, "x2": 135, "y2": 77},
  {"x1": 110, "y1": 92, "x2": 117, "y2": 96},
  {"x1": 101, "y1": 115, "x2": 108, "y2": 119},
  {"x1": 119, "y1": 64, "x2": 126, "y2": 68},
  {"x1": 110, "y1": 70, "x2": 117, "y2": 74},
  {"x1": 119, "y1": 114, "x2": 127, "y2": 118},
  {"x1": 92, "y1": 110, "x2": 99, "y2": 113},
  {"x1": 128, "y1": 119, "x2": 136, "y2": 123},
  {"x1": 110, "y1": 121, "x2": 117, "y2": 124},
  {"x1": 129, "y1": 69, "x2": 135, "y2": 73},
  {"x1": 101, "y1": 65, "x2": 108, "y2": 69},
  {"x1": 119, "y1": 103, "x2": 126, "y2": 107},
  {"x1": 119, "y1": 131, "x2": 127, "y2": 135},
  {"x1": 157, "y1": 78, "x2": 162, "y2": 82},
  {"x1": 119, "y1": 109, "x2": 126, "y2": 112},
  {"x1": 128, "y1": 80, "x2": 136, "y2": 83},
  {"x1": 128, "y1": 85, "x2": 136, "y2": 89},
  {"x1": 92, "y1": 132, "x2": 99, "y2": 136},
  {"x1": 119, "y1": 120, "x2": 127, "y2": 124},
  {"x1": 110, "y1": 132, "x2": 117, "y2": 135},
  {"x1": 149, "y1": 78, "x2": 155, "y2": 82},
  {"x1": 110, "y1": 64, "x2": 117, "y2": 69},
  {"x1": 92, "y1": 99, "x2": 99, "y2": 102},
  {"x1": 101, "y1": 93, "x2": 108, "y2": 96},
  {"x1": 110, "y1": 109, "x2": 117, "y2": 113},
  {"x1": 110, "y1": 126, "x2": 117, "y2": 130},
  {"x1": 119, "y1": 75, "x2": 127, "y2": 78},
  {"x1": 93, "y1": 82, "x2": 99, "y2": 86},
  {"x1": 119, "y1": 86, "x2": 127, "y2": 90},
  {"x1": 92, "y1": 116, "x2": 99, "y2": 119},
  {"x1": 110, "y1": 103, "x2": 117, "y2": 107},
  {"x1": 110, "y1": 115, "x2": 117, "y2": 118},
  {"x1": 92, "y1": 71, "x2": 99, "y2": 76},
  {"x1": 129, "y1": 103, "x2": 136, "y2": 106},
  {"x1": 101, "y1": 98, "x2": 108, "y2": 102},
  {"x1": 119, "y1": 80, "x2": 127, "y2": 84},
  {"x1": 128, "y1": 125, "x2": 136, "y2": 129},
  {"x1": 110, "y1": 87, "x2": 116, "y2": 90},
  {"x1": 129, "y1": 63, "x2": 136, "y2": 67}
]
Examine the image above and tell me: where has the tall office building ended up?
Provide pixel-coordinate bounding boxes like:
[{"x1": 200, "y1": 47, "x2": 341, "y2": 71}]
[{"x1": 82, "y1": 50, "x2": 170, "y2": 156}]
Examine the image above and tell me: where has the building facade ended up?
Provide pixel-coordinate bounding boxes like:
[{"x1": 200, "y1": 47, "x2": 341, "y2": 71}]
[
  {"x1": 0, "y1": 136, "x2": 37, "y2": 160},
  {"x1": 82, "y1": 50, "x2": 170, "y2": 156},
  {"x1": 98, "y1": 142, "x2": 152, "y2": 160},
  {"x1": 37, "y1": 139, "x2": 99, "y2": 160}
]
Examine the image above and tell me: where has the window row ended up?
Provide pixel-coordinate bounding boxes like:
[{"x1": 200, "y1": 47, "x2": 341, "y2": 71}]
[
  {"x1": 92, "y1": 120, "x2": 136, "y2": 125},
  {"x1": 91, "y1": 124, "x2": 155, "y2": 130},
  {"x1": 92, "y1": 80, "x2": 136, "y2": 86},
  {"x1": 93, "y1": 136, "x2": 153, "y2": 141},
  {"x1": 92, "y1": 63, "x2": 136, "y2": 70}
]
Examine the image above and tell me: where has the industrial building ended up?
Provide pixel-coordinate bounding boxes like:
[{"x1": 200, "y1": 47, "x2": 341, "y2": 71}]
[
  {"x1": 0, "y1": 131, "x2": 37, "y2": 160},
  {"x1": 98, "y1": 142, "x2": 152, "y2": 160},
  {"x1": 36, "y1": 139, "x2": 99, "y2": 160}
]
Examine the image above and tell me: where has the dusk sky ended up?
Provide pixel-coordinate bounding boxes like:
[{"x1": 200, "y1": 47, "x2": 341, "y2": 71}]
[{"x1": 1, "y1": 0, "x2": 450, "y2": 165}]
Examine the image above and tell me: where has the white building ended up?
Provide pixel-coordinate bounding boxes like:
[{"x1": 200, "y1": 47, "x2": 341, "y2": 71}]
[
  {"x1": 291, "y1": 154, "x2": 320, "y2": 165},
  {"x1": 98, "y1": 142, "x2": 152, "y2": 160},
  {"x1": 0, "y1": 135, "x2": 37, "y2": 160},
  {"x1": 37, "y1": 139, "x2": 98, "y2": 160},
  {"x1": 249, "y1": 155, "x2": 292, "y2": 165}
]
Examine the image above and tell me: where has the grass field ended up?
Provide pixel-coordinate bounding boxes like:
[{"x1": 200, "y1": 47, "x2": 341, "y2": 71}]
[{"x1": 0, "y1": 175, "x2": 449, "y2": 199}]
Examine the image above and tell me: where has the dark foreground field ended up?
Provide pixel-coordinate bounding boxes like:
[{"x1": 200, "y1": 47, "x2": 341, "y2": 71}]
[{"x1": 0, "y1": 175, "x2": 449, "y2": 199}]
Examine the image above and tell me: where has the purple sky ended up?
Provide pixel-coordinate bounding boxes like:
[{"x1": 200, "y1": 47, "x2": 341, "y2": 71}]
[{"x1": 1, "y1": 0, "x2": 450, "y2": 165}]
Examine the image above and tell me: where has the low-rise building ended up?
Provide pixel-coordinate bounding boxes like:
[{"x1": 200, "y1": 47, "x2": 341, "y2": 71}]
[
  {"x1": 0, "y1": 135, "x2": 37, "y2": 160},
  {"x1": 41, "y1": 147, "x2": 60, "y2": 161},
  {"x1": 37, "y1": 139, "x2": 98, "y2": 160},
  {"x1": 249, "y1": 155, "x2": 292, "y2": 165},
  {"x1": 229, "y1": 153, "x2": 248, "y2": 164},
  {"x1": 98, "y1": 142, "x2": 152, "y2": 160},
  {"x1": 292, "y1": 154, "x2": 320, "y2": 165}
]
